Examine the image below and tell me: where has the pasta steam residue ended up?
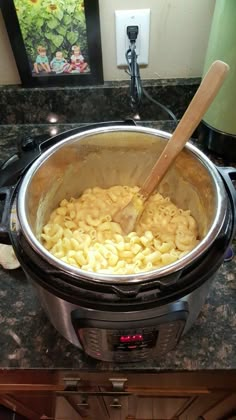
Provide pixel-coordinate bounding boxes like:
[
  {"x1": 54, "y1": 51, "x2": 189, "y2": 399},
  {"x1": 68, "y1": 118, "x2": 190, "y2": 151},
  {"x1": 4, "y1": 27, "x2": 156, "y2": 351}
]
[{"x1": 41, "y1": 186, "x2": 199, "y2": 274}]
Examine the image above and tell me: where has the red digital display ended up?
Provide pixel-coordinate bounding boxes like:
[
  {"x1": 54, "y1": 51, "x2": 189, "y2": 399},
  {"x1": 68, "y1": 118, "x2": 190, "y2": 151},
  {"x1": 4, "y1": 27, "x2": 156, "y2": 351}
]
[{"x1": 120, "y1": 334, "x2": 143, "y2": 343}]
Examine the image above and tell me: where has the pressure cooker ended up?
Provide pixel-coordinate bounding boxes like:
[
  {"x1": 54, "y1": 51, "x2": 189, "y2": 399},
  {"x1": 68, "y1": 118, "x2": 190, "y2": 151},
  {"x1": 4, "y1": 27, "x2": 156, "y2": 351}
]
[{"x1": 0, "y1": 121, "x2": 235, "y2": 362}]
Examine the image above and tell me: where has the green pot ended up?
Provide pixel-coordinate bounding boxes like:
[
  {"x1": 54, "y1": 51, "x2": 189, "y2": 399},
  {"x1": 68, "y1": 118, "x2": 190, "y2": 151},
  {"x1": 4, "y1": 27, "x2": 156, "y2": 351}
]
[{"x1": 203, "y1": 0, "x2": 236, "y2": 136}]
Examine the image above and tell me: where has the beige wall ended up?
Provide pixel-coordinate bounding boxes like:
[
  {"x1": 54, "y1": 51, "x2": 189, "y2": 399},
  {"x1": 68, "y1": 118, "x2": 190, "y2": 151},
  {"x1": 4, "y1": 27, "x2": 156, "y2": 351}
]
[
  {"x1": 0, "y1": 11, "x2": 21, "y2": 85},
  {"x1": 100, "y1": 0, "x2": 216, "y2": 80},
  {"x1": 0, "y1": 0, "x2": 215, "y2": 85}
]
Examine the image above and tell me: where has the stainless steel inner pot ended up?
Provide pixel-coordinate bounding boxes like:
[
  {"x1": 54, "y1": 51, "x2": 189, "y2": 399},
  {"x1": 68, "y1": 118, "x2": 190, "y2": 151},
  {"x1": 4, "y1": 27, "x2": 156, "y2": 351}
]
[{"x1": 17, "y1": 126, "x2": 227, "y2": 283}]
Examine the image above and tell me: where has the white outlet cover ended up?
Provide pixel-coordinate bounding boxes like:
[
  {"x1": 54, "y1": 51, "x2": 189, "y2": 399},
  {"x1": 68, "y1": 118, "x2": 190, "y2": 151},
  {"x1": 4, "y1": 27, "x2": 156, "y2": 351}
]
[{"x1": 115, "y1": 9, "x2": 150, "y2": 67}]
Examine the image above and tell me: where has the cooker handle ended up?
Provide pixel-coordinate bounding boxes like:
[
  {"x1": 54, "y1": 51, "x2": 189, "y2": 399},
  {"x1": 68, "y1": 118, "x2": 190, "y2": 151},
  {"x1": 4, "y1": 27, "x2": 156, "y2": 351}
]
[
  {"x1": 0, "y1": 186, "x2": 14, "y2": 244},
  {"x1": 217, "y1": 166, "x2": 236, "y2": 225},
  {"x1": 111, "y1": 285, "x2": 142, "y2": 298},
  {"x1": 110, "y1": 274, "x2": 182, "y2": 298}
]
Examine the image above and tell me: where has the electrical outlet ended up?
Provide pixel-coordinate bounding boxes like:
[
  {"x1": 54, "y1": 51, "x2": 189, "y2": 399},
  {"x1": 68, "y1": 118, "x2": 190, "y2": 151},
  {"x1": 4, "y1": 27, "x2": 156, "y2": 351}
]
[{"x1": 115, "y1": 9, "x2": 150, "y2": 67}]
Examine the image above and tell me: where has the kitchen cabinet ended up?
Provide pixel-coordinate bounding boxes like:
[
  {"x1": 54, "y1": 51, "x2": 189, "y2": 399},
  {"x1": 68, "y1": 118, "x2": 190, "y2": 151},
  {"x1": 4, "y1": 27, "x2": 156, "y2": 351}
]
[
  {"x1": 0, "y1": 371, "x2": 236, "y2": 419},
  {"x1": 0, "y1": 371, "x2": 58, "y2": 420},
  {"x1": 0, "y1": 391, "x2": 55, "y2": 420}
]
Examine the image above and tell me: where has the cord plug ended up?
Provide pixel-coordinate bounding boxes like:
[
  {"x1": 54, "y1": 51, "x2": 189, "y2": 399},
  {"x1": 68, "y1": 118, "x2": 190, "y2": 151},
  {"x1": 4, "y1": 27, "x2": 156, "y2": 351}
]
[{"x1": 127, "y1": 25, "x2": 139, "y2": 44}]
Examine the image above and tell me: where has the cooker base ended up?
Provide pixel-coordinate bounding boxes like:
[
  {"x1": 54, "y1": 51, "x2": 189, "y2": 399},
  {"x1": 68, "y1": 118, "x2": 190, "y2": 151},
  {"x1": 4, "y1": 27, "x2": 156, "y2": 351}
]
[{"x1": 31, "y1": 275, "x2": 214, "y2": 362}]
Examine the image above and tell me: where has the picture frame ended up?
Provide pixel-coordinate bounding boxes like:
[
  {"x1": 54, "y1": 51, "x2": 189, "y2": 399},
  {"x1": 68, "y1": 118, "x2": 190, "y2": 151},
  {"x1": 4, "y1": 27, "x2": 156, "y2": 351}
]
[{"x1": 1, "y1": 0, "x2": 103, "y2": 87}]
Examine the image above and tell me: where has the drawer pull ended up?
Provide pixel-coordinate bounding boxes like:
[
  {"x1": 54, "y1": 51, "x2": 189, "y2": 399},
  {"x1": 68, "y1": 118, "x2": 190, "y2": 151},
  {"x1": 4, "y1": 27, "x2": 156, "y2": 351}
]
[
  {"x1": 77, "y1": 396, "x2": 89, "y2": 408},
  {"x1": 63, "y1": 377, "x2": 80, "y2": 391},
  {"x1": 109, "y1": 378, "x2": 127, "y2": 392},
  {"x1": 110, "y1": 397, "x2": 122, "y2": 408},
  {"x1": 77, "y1": 402, "x2": 89, "y2": 407}
]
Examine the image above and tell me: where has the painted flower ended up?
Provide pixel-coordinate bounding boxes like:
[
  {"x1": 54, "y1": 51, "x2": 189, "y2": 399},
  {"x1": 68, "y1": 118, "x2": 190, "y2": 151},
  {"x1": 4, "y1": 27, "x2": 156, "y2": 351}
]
[{"x1": 48, "y1": 3, "x2": 58, "y2": 11}]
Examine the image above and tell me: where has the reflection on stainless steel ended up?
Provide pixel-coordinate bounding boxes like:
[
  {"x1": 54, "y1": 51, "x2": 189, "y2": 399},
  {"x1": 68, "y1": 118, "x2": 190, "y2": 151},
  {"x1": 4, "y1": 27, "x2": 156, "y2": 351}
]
[
  {"x1": 34, "y1": 279, "x2": 81, "y2": 348},
  {"x1": 17, "y1": 126, "x2": 227, "y2": 284}
]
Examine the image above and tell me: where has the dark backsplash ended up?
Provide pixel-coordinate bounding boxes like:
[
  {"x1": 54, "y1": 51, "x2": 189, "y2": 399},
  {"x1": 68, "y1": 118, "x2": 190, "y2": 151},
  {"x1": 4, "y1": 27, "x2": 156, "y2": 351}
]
[{"x1": 0, "y1": 78, "x2": 199, "y2": 125}]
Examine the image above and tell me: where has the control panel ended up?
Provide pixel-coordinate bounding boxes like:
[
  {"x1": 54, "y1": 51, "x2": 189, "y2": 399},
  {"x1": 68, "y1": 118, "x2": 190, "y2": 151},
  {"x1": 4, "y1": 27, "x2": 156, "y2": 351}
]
[
  {"x1": 71, "y1": 302, "x2": 188, "y2": 362},
  {"x1": 110, "y1": 330, "x2": 158, "y2": 352}
]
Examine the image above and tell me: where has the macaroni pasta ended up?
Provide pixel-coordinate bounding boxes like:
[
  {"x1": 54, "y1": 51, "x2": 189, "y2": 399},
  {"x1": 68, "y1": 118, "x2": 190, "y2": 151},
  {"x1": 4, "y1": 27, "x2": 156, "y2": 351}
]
[{"x1": 41, "y1": 186, "x2": 199, "y2": 274}]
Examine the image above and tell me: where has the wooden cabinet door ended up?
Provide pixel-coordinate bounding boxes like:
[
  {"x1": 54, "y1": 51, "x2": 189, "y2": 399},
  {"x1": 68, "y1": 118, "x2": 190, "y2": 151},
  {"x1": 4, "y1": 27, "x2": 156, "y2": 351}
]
[
  {"x1": 61, "y1": 394, "x2": 135, "y2": 420},
  {"x1": 102, "y1": 394, "x2": 196, "y2": 420},
  {"x1": 89, "y1": 394, "x2": 190, "y2": 420},
  {"x1": 64, "y1": 394, "x2": 108, "y2": 419},
  {"x1": 102, "y1": 395, "x2": 141, "y2": 420},
  {"x1": 0, "y1": 392, "x2": 55, "y2": 420},
  {"x1": 202, "y1": 392, "x2": 236, "y2": 420},
  {"x1": 134, "y1": 395, "x2": 193, "y2": 420},
  {"x1": 179, "y1": 392, "x2": 236, "y2": 420}
]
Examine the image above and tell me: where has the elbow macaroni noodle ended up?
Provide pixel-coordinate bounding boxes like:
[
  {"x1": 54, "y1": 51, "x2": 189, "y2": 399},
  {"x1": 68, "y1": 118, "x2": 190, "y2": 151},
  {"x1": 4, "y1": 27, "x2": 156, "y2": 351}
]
[{"x1": 41, "y1": 186, "x2": 199, "y2": 274}]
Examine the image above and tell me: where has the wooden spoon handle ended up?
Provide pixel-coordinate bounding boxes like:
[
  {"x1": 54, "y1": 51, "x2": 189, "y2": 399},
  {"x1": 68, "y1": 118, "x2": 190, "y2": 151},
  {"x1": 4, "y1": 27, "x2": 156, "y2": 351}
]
[{"x1": 140, "y1": 60, "x2": 229, "y2": 198}]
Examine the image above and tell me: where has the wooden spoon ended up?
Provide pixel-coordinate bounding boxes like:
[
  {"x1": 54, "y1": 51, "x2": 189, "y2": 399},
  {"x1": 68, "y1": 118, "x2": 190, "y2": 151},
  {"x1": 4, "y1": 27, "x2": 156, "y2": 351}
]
[{"x1": 113, "y1": 60, "x2": 229, "y2": 234}]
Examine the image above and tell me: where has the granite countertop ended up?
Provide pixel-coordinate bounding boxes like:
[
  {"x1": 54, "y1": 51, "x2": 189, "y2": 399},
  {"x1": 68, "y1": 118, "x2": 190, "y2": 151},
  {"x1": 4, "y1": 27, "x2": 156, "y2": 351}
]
[{"x1": 0, "y1": 121, "x2": 235, "y2": 371}]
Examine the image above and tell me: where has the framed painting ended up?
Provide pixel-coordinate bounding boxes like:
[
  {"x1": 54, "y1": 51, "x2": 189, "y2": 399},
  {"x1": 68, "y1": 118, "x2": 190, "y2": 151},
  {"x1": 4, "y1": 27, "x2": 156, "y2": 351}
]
[{"x1": 1, "y1": 0, "x2": 103, "y2": 86}]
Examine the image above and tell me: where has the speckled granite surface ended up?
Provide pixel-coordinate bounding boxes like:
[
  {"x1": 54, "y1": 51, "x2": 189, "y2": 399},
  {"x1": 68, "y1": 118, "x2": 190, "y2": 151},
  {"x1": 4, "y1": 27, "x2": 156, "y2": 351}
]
[
  {"x1": 0, "y1": 79, "x2": 199, "y2": 124},
  {"x1": 0, "y1": 120, "x2": 235, "y2": 371}
]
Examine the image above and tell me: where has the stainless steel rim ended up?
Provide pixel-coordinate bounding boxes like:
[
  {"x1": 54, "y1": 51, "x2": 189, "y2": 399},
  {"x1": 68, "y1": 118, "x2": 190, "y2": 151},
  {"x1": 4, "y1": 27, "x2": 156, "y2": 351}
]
[{"x1": 17, "y1": 126, "x2": 227, "y2": 284}]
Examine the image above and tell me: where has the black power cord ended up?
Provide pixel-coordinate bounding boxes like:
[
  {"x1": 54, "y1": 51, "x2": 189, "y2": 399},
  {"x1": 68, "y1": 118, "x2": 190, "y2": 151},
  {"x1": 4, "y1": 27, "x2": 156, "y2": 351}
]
[
  {"x1": 126, "y1": 25, "x2": 178, "y2": 124},
  {"x1": 125, "y1": 26, "x2": 142, "y2": 115},
  {"x1": 142, "y1": 87, "x2": 178, "y2": 124}
]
